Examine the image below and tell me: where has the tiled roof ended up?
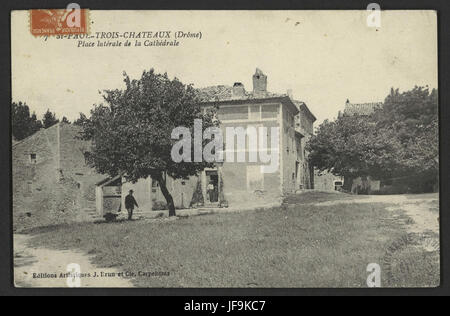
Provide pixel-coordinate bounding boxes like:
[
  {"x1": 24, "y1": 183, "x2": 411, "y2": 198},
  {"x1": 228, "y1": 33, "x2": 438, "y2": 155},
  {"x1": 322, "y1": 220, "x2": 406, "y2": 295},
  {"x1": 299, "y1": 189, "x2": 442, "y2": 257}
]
[
  {"x1": 12, "y1": 122, "x2": 61, "y2": 148},
  {"x1": 293, "y1": 100, "x2": 317, "y2": 122},
  {"x1": 344, "y1": 102, "x2": 383, "y2": 116},
  {"x1": 196, "y1": 85, "x2": 317, "y2": 122},
  {"x1": 196, "y1": 85, "x2": 283, "y2": 102}
]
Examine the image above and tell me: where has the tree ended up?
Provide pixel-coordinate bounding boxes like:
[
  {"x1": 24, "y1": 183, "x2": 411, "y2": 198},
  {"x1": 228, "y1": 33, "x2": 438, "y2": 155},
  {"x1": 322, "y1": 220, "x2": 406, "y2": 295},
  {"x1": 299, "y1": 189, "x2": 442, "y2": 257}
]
[
  {"x1": 80, "y1": 69, "x2": 218, "y2": 216},
  {"x1": 307, "y1": 86, "x2": 438, "y2": 192},
  {"x1": 61, "y1": 116, "x2": 71, "y2": 124},
  {"x1": 376, "y1": 86, "x2": 438, "y2": 190},
  {"x1": 307, "y1": 115, "x2": 400, "y2": 180},
  {"x1": 73, "y1": 112, "x2": 89, "y2": 126},
  {"x1": 42, "y1": 109, "x2": 59, "y2": 128},
  {"x1": 12, "y1": 101, "x2": 43, "y2": 140}
]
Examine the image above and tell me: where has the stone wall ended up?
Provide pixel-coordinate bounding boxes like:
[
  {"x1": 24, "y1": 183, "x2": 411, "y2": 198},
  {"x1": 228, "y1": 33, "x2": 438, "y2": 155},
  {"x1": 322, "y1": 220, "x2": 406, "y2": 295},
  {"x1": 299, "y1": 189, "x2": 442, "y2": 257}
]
[
  {"x1": 281, "y1": 105, "x2": 300, "y2": 194},
  {"x1": 59, "y1": 123, "x2": 104, "y2": 209},
  {"x1": 13, "y1": 125, "x2": 60, "y2": 231},
  {"x1": 12, "y1": 123, "x2": 104, "y2": 231},
  {"x1": 314, "y1": 170, "x2": 344, "y2": 191}
]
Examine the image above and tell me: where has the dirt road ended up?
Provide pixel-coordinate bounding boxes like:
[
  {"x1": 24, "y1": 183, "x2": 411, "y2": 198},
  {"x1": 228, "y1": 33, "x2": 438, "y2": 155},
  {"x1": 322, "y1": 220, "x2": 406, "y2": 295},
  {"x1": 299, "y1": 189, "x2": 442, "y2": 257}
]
[
  {"x1": 14, "y1": 234, "x2": 134, "y2": 287},
  {"x1": 315, "y1": 193, "x2": 440, "y2": 253},
  {"x1": 315, "y1": 193, "x2": 439, "y2": 234}
]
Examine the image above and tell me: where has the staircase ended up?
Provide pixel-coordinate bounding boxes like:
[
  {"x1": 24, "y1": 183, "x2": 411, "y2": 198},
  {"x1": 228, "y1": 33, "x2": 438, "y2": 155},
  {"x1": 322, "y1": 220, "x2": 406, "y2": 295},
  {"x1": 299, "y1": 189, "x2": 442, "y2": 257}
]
[
  {"x1": 132, "y1": 209, "x2": 164, "y2": 220},
  {"x1": 200, "y1": 202, "x2": 220, "y2": 209},
  {"x1": 80, "y1": 208, "x2": 103, "y2": 222}
]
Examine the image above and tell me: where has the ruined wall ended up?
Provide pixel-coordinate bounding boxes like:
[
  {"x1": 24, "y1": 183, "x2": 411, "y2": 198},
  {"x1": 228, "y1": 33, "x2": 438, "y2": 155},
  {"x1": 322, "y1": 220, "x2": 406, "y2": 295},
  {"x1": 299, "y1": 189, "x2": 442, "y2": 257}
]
[
  {"x1": 59, "y1": 123, "x2": 104, "y2": 210},
  {"x1": 12, "y1": 124, "x2": 79, "y2": 231},
  {"x1": 12, "y1": 123, "x2": 104, "y2": 231}
]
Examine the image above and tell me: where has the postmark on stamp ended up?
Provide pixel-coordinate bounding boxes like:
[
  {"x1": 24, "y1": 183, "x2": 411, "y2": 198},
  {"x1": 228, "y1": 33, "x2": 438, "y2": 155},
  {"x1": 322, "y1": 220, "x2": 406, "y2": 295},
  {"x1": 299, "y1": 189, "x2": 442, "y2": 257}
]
[{"x1": 29, "y1": 7, "x2": 89, "y2": 36}]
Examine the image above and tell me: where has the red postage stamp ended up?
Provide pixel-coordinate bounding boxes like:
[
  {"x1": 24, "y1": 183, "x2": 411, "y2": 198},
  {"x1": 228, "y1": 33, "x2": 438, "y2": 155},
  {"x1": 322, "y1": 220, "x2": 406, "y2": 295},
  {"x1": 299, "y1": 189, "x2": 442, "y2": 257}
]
[{"x1": 29, "y1": 8, "x2": 89, "y2": 36}]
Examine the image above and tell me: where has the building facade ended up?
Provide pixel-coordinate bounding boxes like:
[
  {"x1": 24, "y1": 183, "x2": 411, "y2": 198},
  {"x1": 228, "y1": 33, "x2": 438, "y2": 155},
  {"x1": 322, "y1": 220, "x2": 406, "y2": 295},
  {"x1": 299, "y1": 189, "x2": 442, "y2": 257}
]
[
  {"x1": 12, "y1": 123, "x2": 104, "y2": 230},
  {"x1": 13, "y1": 71, "x2": 318, "y2": 223},
  {"x1": 107, "y1": 69, "x2": 317, "y2": 214},
  {"x1": 314, "y1": 169, "x2": 344, "y2": 191}
]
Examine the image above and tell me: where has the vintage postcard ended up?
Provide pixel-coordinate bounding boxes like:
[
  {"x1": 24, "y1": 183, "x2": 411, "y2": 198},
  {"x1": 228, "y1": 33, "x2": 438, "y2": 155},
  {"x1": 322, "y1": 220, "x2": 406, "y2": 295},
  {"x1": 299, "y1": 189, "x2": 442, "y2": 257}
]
[{"x1": 11, "y1": 9, "x2": 439, "y2": 288}]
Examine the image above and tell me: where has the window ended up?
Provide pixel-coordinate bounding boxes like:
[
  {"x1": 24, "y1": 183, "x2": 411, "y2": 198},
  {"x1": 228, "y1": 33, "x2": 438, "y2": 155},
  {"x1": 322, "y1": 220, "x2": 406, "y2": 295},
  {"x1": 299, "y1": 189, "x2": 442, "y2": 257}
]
[
  {"x1": 249, "y1": 105, "x2": 261, "y2": 121},
  {"x1": 218, "y1": 106, "x2": 248, "y2": 121},
  {"x1": 83, "y1": 151, "x2": 91, "y2": 165},
  {"x1": 29, "y1": 153, "x2": 37, "y2": 164},
  {"x1": 261, "y1": 104, "x2": 279, "y2": 119}
]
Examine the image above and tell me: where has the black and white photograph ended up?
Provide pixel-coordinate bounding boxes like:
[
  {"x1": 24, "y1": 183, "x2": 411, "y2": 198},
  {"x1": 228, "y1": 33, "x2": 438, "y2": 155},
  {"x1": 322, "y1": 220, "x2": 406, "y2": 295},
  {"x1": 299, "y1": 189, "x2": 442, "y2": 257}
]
[{"x1": 10, "y1": 9, "x2": 439, "y2": 289}]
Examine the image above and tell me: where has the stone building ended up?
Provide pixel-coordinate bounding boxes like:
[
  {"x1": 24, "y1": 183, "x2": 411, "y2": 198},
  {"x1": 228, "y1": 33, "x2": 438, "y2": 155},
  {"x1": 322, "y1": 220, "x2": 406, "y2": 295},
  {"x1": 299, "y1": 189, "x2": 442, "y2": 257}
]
[
  {"x1": 314, "y1": 170, "x2": 344, "y2": 191},
  {"x1": 13, "y1": 71, "x2": 318, "y2": 225},
  {"x1": 107, "y1": 69, "x2": 317, "y2": 215},
  {"x1": 12, "y1": 123, "x2": 104, "y2": 230},
  {"x1": 342, "y1": 99, "x2": 383, "y2": 116},
  {"x1": 294, "y1": 100, "x2": 316, "y2": 189},
  {"x1": 315, "y1": 99, "x2": 385, "y2": 193}
]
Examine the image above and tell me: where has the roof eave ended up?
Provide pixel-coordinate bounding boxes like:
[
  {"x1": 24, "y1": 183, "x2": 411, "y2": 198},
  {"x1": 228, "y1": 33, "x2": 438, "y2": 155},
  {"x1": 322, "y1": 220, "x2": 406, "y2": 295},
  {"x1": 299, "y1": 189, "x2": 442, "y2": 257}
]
[
  {"x1": 200, "y1": 96, "x2": 299, "y2": 115},
  {"x1": 96, "y1": 174, "x2": 122, "y2": 187},
  {"x1": 300, "y1": 103, "x2": 317, "y2": 122}
]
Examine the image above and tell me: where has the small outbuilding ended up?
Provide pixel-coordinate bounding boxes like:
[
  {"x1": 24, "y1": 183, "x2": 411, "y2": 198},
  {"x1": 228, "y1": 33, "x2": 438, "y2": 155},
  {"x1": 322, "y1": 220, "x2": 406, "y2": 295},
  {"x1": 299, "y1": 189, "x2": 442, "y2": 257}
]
[{"x1": 95, "y1": 175, "x2": 122, "y2": 216}]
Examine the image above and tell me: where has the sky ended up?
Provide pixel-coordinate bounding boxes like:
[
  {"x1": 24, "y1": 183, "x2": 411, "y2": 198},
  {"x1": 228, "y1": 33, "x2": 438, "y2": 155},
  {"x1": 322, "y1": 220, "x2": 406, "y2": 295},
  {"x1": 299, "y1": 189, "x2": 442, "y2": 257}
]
[{"x1": 11, "y1": 10, "x2": 437, "y2": 125}]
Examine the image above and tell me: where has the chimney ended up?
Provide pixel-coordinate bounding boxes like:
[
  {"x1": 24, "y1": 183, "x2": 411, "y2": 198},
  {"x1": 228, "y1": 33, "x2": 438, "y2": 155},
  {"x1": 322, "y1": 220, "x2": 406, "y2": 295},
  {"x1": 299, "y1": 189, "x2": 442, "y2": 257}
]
[
  {"x1": 252, "y1": 68, "x2": 267, "y2": 95},
  {"x1": 287, "y1": 89, "x2": 293, "y2": 99},
  {"x1": 232, "y1": 82, "x2": 245, "y2": 98}
]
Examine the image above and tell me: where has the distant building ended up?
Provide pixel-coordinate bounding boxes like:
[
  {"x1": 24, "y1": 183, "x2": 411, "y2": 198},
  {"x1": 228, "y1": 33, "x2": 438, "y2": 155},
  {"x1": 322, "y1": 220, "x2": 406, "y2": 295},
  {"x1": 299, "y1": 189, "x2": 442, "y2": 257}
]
[
  {"x1": 315, "y1": 99, "x2": 383, "y2": 193},
  {"x1": 12, "y1": 123, "x2": 104, "y2": 230},
  {"x1": 340, "y1": 99, "x2": 384, "y2": 194},
  {"x1": 342, "y1": 99, "x2": 383, "y2": 116},
  {"x1": 113, "y1": 68, "x2": 317, "y2": 214},
  {"x1": 314, "y1": 170, "x2": 344, "y2": 191}
]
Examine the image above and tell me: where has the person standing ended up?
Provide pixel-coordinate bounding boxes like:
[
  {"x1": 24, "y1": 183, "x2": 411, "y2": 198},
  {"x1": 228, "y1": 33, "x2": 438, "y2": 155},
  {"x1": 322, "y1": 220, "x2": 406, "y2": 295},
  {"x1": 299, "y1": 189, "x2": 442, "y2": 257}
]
[
  {"x1": 125, "y1": 189, "x2": 139, "y2": 220},
  {"x1": 207, "y1": 181, "x2": 215, "y2": 203}
]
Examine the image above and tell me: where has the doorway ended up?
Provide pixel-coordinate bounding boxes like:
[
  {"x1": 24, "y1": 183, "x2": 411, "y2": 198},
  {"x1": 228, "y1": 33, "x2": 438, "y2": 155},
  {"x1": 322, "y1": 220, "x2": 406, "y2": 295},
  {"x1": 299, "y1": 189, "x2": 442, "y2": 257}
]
[{"x1": 206, "y1": 170, "x2": 219, "y2": 203}]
